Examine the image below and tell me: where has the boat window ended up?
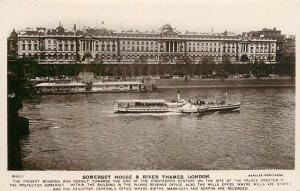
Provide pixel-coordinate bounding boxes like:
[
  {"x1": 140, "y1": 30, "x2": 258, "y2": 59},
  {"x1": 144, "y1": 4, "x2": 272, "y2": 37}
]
[{"x1": 135, "y1": 102, "x2": 145, "y2": 106}]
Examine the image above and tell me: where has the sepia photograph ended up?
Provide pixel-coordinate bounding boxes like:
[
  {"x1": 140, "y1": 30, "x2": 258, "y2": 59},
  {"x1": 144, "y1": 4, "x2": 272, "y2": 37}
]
[{"x1": 4, "y1": 0, "x2": 297, "y2": 174}]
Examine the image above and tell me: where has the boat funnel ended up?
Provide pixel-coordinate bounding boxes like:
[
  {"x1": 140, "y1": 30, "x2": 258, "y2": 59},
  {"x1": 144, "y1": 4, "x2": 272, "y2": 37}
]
[{"x1": 177, "y1": 91, "x2": 181, "y2": 102}]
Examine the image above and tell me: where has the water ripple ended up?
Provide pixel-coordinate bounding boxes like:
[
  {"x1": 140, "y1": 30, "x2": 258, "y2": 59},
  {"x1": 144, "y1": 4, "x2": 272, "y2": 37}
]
[{"x1": 19, "y1": 87, "x2": 295, "y2": 170}]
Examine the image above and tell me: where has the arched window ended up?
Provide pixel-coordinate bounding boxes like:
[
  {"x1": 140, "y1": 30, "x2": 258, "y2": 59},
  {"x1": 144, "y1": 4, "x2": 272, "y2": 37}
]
[{"x1": 41, "y1": 53, "x2": 45, "y2": 60}]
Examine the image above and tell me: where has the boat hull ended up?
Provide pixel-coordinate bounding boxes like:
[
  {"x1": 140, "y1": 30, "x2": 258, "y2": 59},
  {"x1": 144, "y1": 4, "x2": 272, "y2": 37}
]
[
  {"x1": 114, "y1": 107, "x2": 177, "y2": 113},
  {"x1": 198, "y1": 104, "x2": 240, "y2": 113}
]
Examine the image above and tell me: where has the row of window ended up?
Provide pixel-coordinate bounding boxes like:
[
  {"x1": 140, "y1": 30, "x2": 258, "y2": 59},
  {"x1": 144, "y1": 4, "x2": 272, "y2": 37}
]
[
  {"x1": 20, "y1": 53, "x2": 275, "y2": 61},
  {"x1": 47, "y1": 40, "x2": 76, "y2": 44},
  {"x1": 94, "y1": 85, "x2": 139, "y2": 88},
  {"x1": 21, "y1": 44, "x2": 38, "y2": 51},
  {"x1": 19, "y1": 43, "x2": 275, "y2": 54},
  {"x1": 122, "y1": 41, "x2": 157, "y2": 45},
  {"x1": 20, "y1": 39, "x2": 275, "y2": 47},
  {"x1": 187, "y1": 42, "x2": 275, "y2": 47}
]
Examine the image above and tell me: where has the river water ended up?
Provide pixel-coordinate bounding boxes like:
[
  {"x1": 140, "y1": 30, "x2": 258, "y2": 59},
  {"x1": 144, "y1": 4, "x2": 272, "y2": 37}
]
[{"x1": 19, "y1": 87, "x2": 295, "y2": 170}]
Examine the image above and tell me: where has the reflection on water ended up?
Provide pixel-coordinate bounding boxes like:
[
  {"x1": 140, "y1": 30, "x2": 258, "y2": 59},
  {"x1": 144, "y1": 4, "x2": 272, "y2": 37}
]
[{"x1": 19, "y1": 87, "x2": 295, "y2": 170}]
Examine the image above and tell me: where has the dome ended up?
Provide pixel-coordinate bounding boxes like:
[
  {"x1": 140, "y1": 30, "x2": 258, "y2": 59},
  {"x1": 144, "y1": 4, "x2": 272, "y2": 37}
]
[
  {"x1": 56, "y1": 22, "x2": 65, "y2": 33},
  {"x1": 56, "y1": 25, "x2": 64, "y2": 33},
  {"x1": 10, "y1": 29, "x2": 18, "y2": 38},
  {"x1": 162, "y1": 24, "x2": 173, "y2": 31}
]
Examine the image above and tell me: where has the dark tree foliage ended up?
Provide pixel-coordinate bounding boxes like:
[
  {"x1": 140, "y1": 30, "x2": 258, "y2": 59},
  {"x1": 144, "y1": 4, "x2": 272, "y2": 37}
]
[
  {"x1": 251, "y1": 60, "x2": 266, "y2": 79},
  {"x1": 240, "y1": 54, "x2": 249, "y2": 62},
  {"x1": 8, "y1": 57, "x2": 38, "y2": 79},
  {"x1": 174, "y1": 55, "x2": 193, "y2": 75}
]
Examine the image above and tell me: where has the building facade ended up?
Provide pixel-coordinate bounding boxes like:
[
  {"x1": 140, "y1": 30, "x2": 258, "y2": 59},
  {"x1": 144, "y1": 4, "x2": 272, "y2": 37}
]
[
  {"x1": 242, "y1": 27, "x2": 285, "y2": 62},
  {"x1": 7, "y1": 29, "x2": 18, "y2": 60},
  {"x1": 10, "y1": 23, "x2": 277, "y2": 65}
]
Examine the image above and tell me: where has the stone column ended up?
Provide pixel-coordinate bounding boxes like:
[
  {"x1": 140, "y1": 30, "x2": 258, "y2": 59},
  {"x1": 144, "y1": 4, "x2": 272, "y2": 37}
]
[
  {"x1": 157, "y1": 41, "x2": 160, "y2": 62},
  {"x1": 220, "y1": 43, "x2": 223, "y2": 58},
  {"x1": 173, "y1": 42, "x2": 175, "y2": 52}
]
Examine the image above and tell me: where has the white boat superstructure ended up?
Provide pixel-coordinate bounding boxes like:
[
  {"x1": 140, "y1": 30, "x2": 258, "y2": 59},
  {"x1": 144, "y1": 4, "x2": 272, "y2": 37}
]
[
  {"x1": 114, "y1": 99, "x2": 185, "y2": 113},
  {"x1": 92, "y1": 81, "x2": 145, "y2": 92},
  {"x1": 180, "y1": 103, "x2": 199, "y2": 113},
  {"x1": 113, "y1": 91, "x2": 241, "y2": 114},
  {"x1": 36, "y1": 82, "x2": 86, "y2": 94}
]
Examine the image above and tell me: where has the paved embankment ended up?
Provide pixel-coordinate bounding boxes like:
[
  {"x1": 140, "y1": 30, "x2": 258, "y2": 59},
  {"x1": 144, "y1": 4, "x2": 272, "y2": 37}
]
[{"x1": 155, "y1": 78, "x2": 295, "y2": 88}]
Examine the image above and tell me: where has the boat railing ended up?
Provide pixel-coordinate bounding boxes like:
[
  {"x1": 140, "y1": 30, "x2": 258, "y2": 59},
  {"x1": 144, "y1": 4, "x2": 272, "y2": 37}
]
[{"x1": 115, "y1": 104, "x2": 168, "y2": 108}]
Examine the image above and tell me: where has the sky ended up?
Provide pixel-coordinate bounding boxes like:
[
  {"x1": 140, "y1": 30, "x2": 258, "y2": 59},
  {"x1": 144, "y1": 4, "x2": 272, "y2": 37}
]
[{"x1": 1, "y1": 0, "x2": 300, "y2": 36}]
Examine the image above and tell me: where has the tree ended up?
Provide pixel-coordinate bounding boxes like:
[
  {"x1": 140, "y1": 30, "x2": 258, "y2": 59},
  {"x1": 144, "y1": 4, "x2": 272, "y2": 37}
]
[
  {"x1": 92, "y1": 53, "x2": 103, "y2": 76},
  {"x1": 9, "y1": 57, "x2": 38, "y2": 79},
  {"x1": 240, "y1": 54, "x2": 249, "y2": 62},
  {"x1": 175, "y1": 55, "x2": 193, "y2": 75},
  {"x1": 220, "y1": 54, "x2": 231, "y2": 81},
  {"x1": 251, "y1": 59, "x2": 266, "y2": 79},
  {"x1": 133, "y1": 55, "x2": 148, "y2": 78},
  {"x1": 199, "y1": 56, "x2": 214, "y2": 77}
]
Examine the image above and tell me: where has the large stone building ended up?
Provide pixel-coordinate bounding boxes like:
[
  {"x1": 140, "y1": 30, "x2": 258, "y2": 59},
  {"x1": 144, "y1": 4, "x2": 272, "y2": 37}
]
[
  {"x1": 10, "y1": 23, "x2": 277, "y2": 65},
  {"x1": 242, "y1": 27, "x2": 285, "y2": 62}
]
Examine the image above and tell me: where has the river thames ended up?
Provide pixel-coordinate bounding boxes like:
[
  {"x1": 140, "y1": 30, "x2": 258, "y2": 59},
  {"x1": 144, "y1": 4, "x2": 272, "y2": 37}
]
[{"x1": 19, "y1": 87, "x2": 295, "y2": 170}]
